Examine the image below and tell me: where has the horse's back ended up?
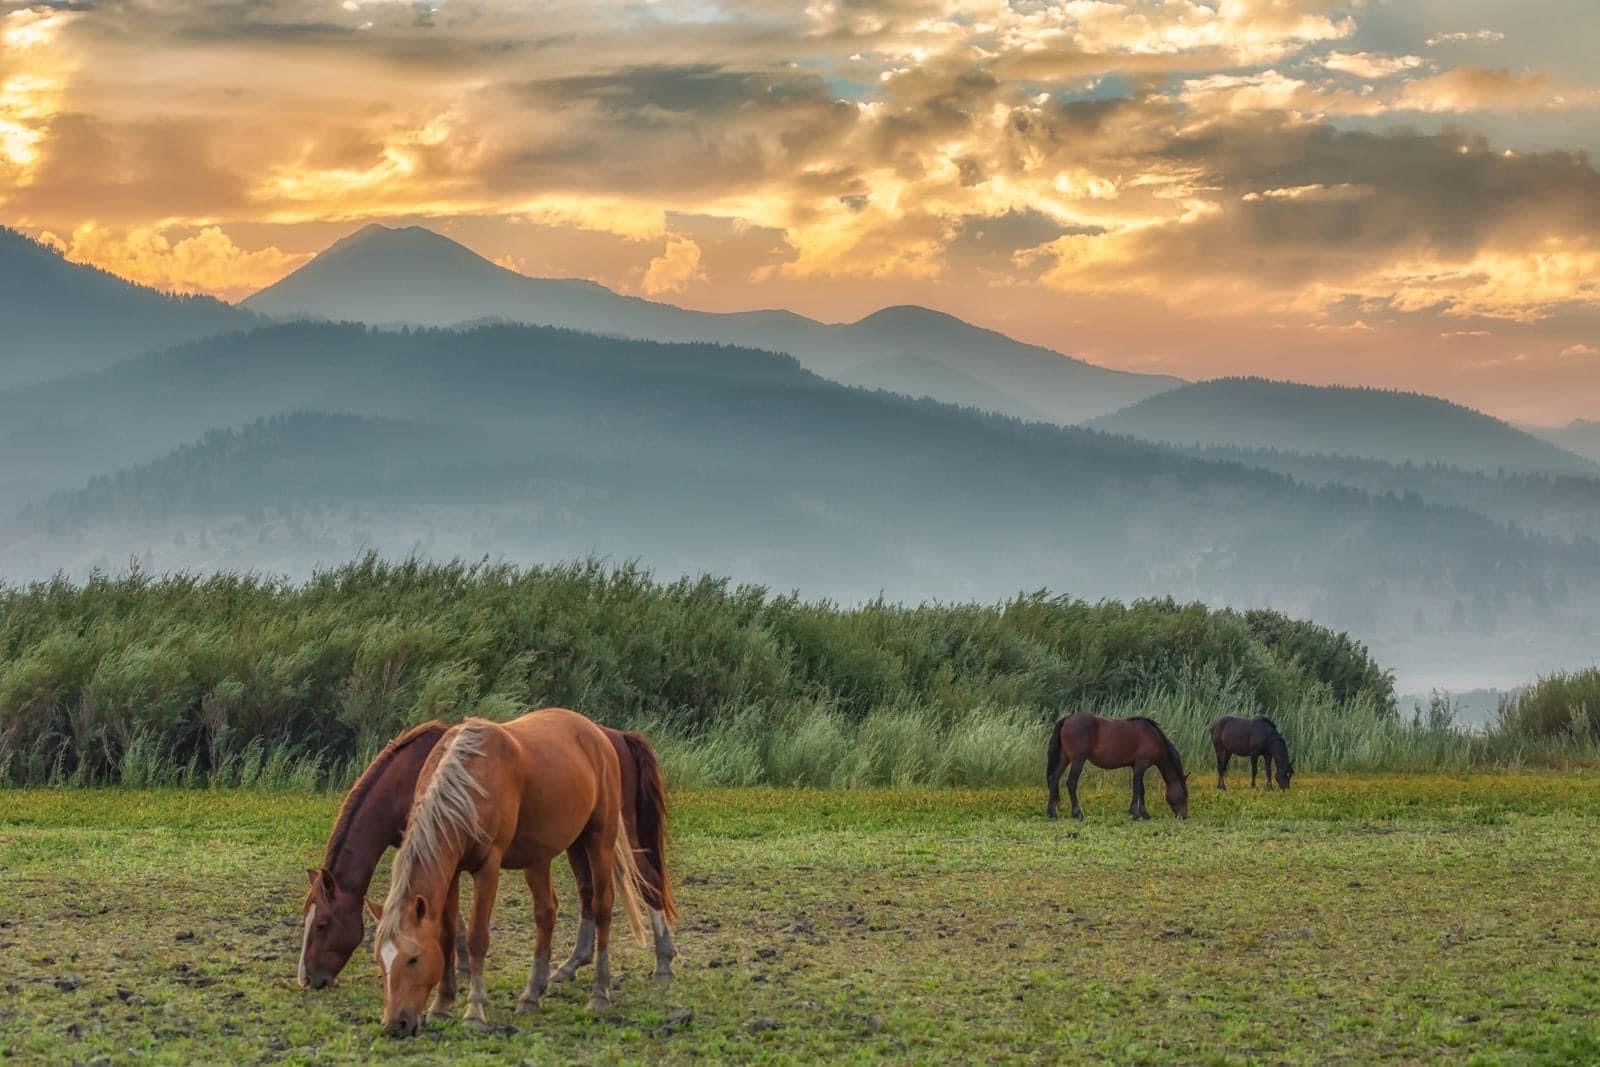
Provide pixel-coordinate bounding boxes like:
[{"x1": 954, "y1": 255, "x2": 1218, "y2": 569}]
[{"x1": 491, "y1": 709, "x2": 622, "y2": 859}]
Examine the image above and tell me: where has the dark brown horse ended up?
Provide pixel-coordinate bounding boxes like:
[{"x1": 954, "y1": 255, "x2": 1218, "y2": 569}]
[
  {"x1": 1210, "y1": 715, "x2": 1293, "y2": 790},
  {"x1": 1046, "y1": 714, "x2": 1189, "y2": 820},
  {"x1": 299, "y1": 720, "x2": 677, "y2": 997}
]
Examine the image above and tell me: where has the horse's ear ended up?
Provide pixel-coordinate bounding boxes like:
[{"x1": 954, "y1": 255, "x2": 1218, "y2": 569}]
[
  {"x1": 306, "y1": 867, "x2": 320, "y2": 885},
  {"x1": 365, "y1": 895, "x2": 382, "y2": 921},
  {"x1": 413, "y1": 895, "x2": 429, "y2": 922}
]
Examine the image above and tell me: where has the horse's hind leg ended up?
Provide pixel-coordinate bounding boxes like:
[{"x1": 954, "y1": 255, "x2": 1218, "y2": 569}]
[
  {"x1": 581, "y1": 833, "x2": 617, "y2": 1013},
  {"x1": 463, "y1": 860, "x2": 502, "y2": 1028},
  {"x1": 1066, "y1": 758, "x2": 1087, "y2": 820},
  {"x1": 1046, "y1": 756, "x2": 1064, "y2": 820},
  {"x1": 1130, "y1": 762, "x2": 1151, "y2": 820},
  {"x1": 517, "y1": 864, "x2": 557, "y2": 1013},
  {"x1": 1214, "y1": 746, "x2": 1229, "y2": 791},
  {"x1": 550, "y1": 847, "x2": 596, "y2": 984},
  {"x1": 429, "y1": 875, "x2": 463, "y2": 1021},
  {"x1": 637, "y1": 845, "x2": 675, "y2": 982}
]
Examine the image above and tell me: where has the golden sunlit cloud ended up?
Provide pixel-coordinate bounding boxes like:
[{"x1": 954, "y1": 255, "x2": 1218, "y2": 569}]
[
  {"x1": 41, "y1": 224, "x2": 310, "y2": 302},
  {"x1": 0, "y1": 6, "x2": 78, "y2": 189},
  {"x1": 639, "y1": 235, "x2": 707, "y2": 296}
]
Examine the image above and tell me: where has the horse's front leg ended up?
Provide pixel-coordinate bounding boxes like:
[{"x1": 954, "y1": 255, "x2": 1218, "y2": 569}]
[
  {"x1": 1130, "y1": 762, "x2": 1151, "y2": 820},
  {"x1": 517, "y1": 863, "x2": 557, "y2": 1013},
  {"x1": 429, "y1": 875, "x2": 463, "y2": 1021},
  {"x1": 462, "y1": 860, "x2": 501, "y2": 1028},
  {"x1": 551, "y1": 846, "x2": 595, "y2": 984},
  {"x1": 1262, "y1": 752, "x2": 1275, "y2": 790},
  {"x1": 1250, "y1": 755, "x2": 1258, "y2": 788},
  {"x1": 1067, "y1": 758, "x2": 1086, "y2": 820}
]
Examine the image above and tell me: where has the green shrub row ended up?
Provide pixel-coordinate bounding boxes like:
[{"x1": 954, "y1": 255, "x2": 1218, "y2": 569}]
[{"x1": 0, "y1": 555, "x2": 1398, "y2": 787}]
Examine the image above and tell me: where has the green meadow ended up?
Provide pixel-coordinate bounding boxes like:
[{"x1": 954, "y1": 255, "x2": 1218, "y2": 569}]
[{"x1": 3, "y1": 775, "x2": 1598, "y2": 1064}]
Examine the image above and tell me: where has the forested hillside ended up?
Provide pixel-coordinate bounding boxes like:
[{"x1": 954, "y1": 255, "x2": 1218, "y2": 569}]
[
  {"x1": 1093, "y1": 378, "x2": 1597, "y2": 476},
  {"x1": 0, "y1": 228, "x2": 250, "y2": 387}
]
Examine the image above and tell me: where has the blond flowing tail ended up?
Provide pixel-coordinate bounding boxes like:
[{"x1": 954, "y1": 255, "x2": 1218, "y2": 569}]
[{"x1": 612, "y1": 810, "x2": 650, "y2": 947}]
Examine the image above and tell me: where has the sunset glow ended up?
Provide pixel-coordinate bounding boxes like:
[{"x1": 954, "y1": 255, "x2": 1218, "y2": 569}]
[{"x1": 4, "y1": 0, "x2": 1598, "y2": 421}]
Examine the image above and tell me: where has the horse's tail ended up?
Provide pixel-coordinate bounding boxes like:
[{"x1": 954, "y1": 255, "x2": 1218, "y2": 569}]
[
  {"x1": 612, "y1": 803, "x2": 650, "y2": 949},
  {"x1": 621, "y1": 730, "x2": 678, "y2": 926},
  {"x1": 1046, "y1": 716, "x2": 1067, "y2": 783}
]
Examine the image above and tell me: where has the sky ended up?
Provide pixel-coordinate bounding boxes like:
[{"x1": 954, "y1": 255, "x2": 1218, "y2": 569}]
[{"x1": 3, "y1": 0, "x2": 1599, "y2": 424}]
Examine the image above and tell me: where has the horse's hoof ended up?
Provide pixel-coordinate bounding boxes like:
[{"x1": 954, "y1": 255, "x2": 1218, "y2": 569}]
[
  {"x1": 652, "y1": 965, "x2": 675, "y2": 984},
  {"x1": 587, "y1": 994, "x2": 611, "y2": 1013},
  {"x1": 515, "y1": 995, "x2": 541, "y2": 1015},
  {"x1": 1047, "y1": 810, "x2": 1058, "y2": 820},
  {"x1": 549, "y1": 969, "x2": 572, "y2": 985},
  {"x1": 463, "y1": 1015, "x2": 488, "y2": 1031},
  {"x1": 1071, "y1": 812, "x2": 1084, "y2": 821},
  {"x1": 427, "y1": 1005, "x2": 455, "y2": 1023}
]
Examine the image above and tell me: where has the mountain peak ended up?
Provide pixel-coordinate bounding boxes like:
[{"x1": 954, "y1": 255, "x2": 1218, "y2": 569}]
[
  {"x1": 320, "y1": 222, "x2": 487, "y2": 263},
  {"x1": 852, "y1": 304, "x2": 969, "y2": 330}
]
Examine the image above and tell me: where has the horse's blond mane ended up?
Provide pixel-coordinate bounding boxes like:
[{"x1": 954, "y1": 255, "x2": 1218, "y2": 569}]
[{"x1": 376, "y1": 719, "x2": 492, "y2": 945}]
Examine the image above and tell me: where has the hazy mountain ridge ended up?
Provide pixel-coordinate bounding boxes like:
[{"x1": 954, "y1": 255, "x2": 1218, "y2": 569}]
[
  {"x1": 4, "y1": 322, "x2": 1597, "y2": 687},
  {"x1": 1180, "y1": 443, "x2": 1600, "y2": 544},
  {"x1": 1535, "y1": 419, "x2": 1600, "y2": 465},
  {"x1": 0, "y1": 228, "x2": 252, "y2": 388},
  {"x1": 242, "y1": 224, "x2": 1179, "y2": 423},
  {"x1": 1092, "y1": 377, "x2": 1597, "y2": 476}
]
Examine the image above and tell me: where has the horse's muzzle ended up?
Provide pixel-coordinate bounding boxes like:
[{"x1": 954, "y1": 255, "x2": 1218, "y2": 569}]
[{"x1": 384, "y1": 1010, "x2": 420, "y2": 1038}]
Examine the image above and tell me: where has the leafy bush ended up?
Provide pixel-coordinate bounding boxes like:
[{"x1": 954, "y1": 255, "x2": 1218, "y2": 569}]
[
  {"x1": 0, "y1": 555, "x2": 1403, "y2": 786},
  {"x1": 1499, "y1": 670, "x2": 1600, "y2": 742}
]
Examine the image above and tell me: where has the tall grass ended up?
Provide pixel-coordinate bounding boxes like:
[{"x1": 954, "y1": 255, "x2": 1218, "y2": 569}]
[
  {"x1": 1497, "y1": 669, "x2": 1600, "y2": 743},
  {"x1": 2, "y1": 553, "x2": 1552, "y2": 791}
]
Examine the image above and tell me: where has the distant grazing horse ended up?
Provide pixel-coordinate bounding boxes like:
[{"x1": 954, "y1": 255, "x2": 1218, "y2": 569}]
[
  {"x1": 1210, "y1": 715, "x2": 1293, "y2": 790},
  {"x1": 299, "y1": 720, "x2": 677, "y2": 1000},
  {"x1": 1046, "y1": 714, "x2": 1189, "y2": 820},
  {"x1": 373, "y1": 708, "x2": 651, "y2": 1037}
]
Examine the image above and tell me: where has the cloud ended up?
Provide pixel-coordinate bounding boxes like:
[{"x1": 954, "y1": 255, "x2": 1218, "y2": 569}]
[
  {"x1": 1560, "y1": 343, "x2": 1600, "y2": 359},
  {"x1": 39, "y1": 224, "x2": 310, "y2": 300},
  {"x1": 1426, "y1": 30, "x2": 1506, "y2": 47},
  {"x1": 1395, "y1": 67, "x2": 1559, "y2": 114},
  {"x1": 639, "y1": 235, "x2": 707, "y2": 295},
  {"x1": 1321, "y1": 52, "x2": 1424, "y2": 79}
]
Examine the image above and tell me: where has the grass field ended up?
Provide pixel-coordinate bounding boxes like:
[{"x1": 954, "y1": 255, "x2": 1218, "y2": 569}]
[{"x1": 3, "y1": 776, "x2": 1599, "y2": 1064}]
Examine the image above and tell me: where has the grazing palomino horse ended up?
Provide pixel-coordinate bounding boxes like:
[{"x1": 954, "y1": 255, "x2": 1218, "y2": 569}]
[
  {"x1": 1046, "y1": 714, "x2": 1189, "y2": 821},
  {"x1": 1210, "y1": 715, "x2": 1293, "y2": 790},
  {"x1": 374, "y1": 708, "x2": 650, "y2": 1037},
  {"x1": 299, "y1": 720, "x2": 677, "y2": 994}
]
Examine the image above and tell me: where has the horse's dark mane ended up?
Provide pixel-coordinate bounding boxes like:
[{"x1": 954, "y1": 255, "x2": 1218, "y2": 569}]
[
  {"x1": 1128, "y1": 717, "x2": 1186, "y2": 780},
  {"x1": 1258, "y1": 716, "x2": 1280, "y2": 734},
  {"x1": 321, "y1": 719, "x2": 448, "y2": 872}
]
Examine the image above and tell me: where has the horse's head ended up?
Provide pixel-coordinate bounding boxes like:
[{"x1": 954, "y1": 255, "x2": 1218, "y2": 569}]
[
  {"x1": 375, "y1": 893, "x2": 445, "y2": 1038},
  {"x1": 1276, "y1": 759, "x2": 1294, "y2": 790},
  {"x1": 298, "y1": 868, "x2": 366, "y2": 990},
  {"x1": 1166, "y1": 773, "x2": 1189, "y2": 819}
]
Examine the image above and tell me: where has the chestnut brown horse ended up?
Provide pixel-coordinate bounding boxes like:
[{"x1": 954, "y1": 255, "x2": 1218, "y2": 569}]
[
  {"x1": 1210, "y1": 715, "x2": 1293, "y2": 790},
  {"x1": 373, "y1": 708, "x2": 649, "y2": 1037},
  {"x1": 299, "y1": 720, "x2": 677, "y2": 994},
  {"x1": 1046, "y1": 714, "x2": 1189, "y2": 820}
]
